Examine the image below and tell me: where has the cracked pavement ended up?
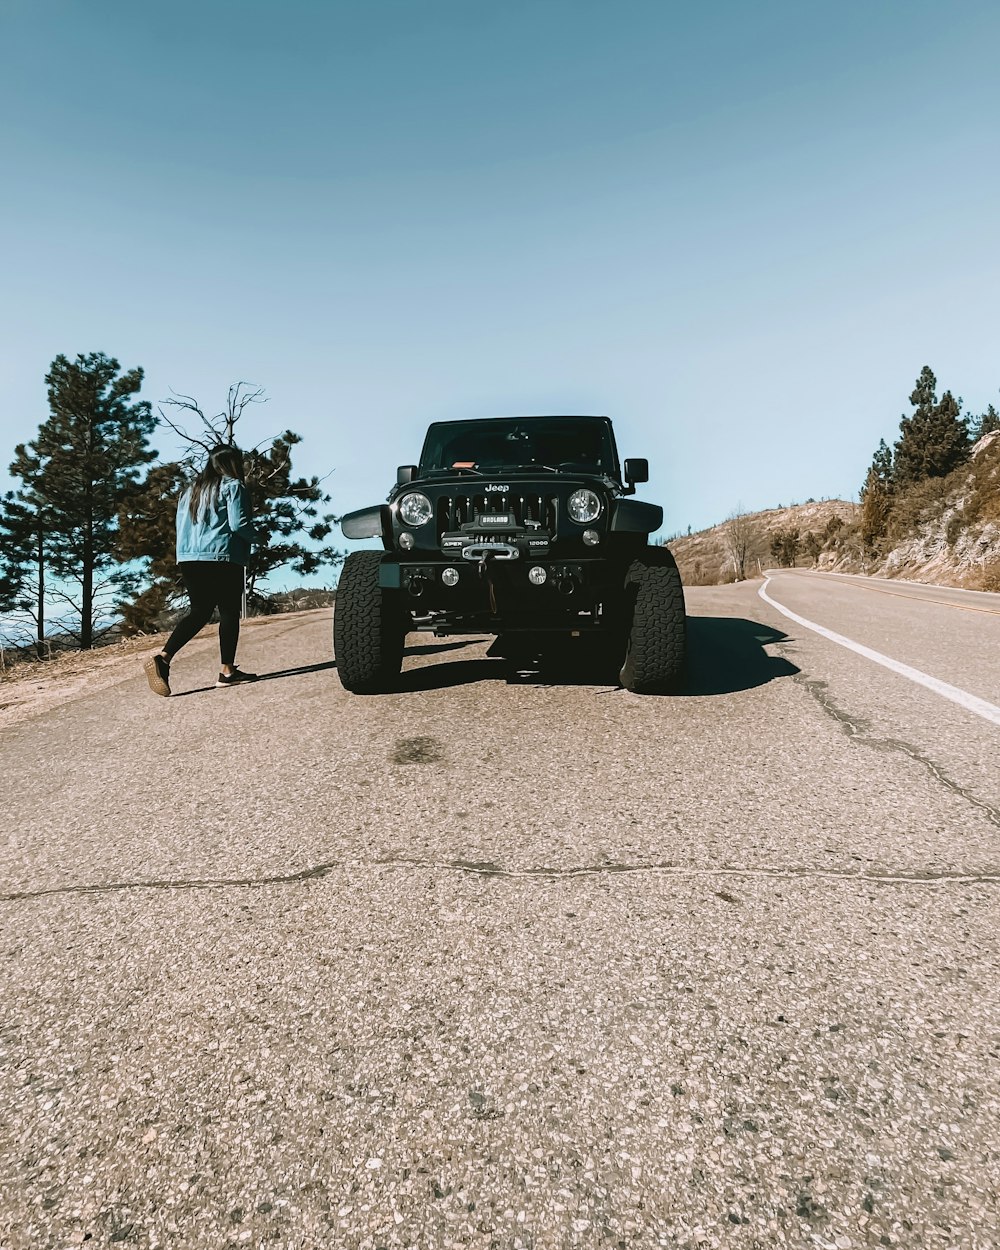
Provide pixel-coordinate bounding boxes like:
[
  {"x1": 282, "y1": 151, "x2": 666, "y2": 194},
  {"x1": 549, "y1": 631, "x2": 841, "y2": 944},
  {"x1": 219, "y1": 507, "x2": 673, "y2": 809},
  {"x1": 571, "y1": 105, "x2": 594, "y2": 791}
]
[{"x1": 1, "y1": 574, "x2": 998, "y2": 1249}]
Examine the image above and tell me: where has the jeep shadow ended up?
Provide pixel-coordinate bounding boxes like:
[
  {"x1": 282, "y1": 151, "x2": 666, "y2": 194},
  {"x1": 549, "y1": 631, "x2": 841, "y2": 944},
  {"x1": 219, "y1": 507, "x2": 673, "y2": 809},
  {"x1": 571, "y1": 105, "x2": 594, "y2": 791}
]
[{"x1": 390, "y1": 617, "x2": 797, "y2": 696}]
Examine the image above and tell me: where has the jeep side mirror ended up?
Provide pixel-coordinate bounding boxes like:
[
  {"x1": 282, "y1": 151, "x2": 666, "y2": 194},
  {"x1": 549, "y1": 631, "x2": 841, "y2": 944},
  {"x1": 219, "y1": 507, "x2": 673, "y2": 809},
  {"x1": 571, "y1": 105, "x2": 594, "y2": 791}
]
[
  {"x1": 624, "y1": 458, "x2": 648, "y2": 488},
  {"x1": 397, "y1": 465, "x2": 417, "y2": 486}
]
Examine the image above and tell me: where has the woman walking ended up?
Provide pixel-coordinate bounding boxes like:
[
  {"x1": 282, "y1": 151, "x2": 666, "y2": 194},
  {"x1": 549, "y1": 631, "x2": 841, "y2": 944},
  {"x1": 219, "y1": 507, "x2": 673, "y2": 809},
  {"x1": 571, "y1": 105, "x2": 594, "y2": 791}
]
[{"x1": 144, "y1": 445, "x2": 259, "y2": 697}]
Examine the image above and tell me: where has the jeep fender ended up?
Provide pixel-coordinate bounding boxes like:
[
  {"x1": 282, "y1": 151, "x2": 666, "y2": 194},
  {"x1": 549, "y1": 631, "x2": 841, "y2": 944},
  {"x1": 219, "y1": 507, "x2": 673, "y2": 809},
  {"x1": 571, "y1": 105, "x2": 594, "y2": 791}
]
[
  {"x1": 341, "y1": 505, "x2": 392, "y2": 549},
  {"x1": 610, "y1": 498, "x2": 663, "y2": 533}
]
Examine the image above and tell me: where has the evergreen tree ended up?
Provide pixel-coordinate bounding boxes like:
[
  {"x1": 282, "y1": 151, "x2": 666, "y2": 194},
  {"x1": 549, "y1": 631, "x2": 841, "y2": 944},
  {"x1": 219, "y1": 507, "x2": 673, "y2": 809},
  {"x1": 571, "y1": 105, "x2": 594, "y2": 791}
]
[
  {"x1": 859, "y1": 438, "x2": 894, "y2": 548},
  {"x1": 244, "y1": 431, "x2": 340, "y2": 599},
  {"x1": 970, "y1": 403, "x2": 1000, "y2": 442},
  {"x1": 871, "y1": 437, "x2": 894, "y2": 485},
  {"x1": 822, "y1": 514, "x2": 845, "y2": 542},
  {"x1": 768, "y1": 527, "x2": 800, "y2": 566},
  {"x1": 114, "y1": 387, "x2": 342, "y2": 625},
  {"x1": 0, "y1": 490, "x2": 48, "y2": 657},
  {"x1": 893, "y1": 366, "x2": 970, "y2": 486},
  {"x1": 801, "y1": 531, "x2": 822, "y2": 562},
  {"x1": 114, "y1": 461, "x2": 187, "y2": 634},
  {"x1": 12, "y1": 353, "x2": 156, "y2": 648}
]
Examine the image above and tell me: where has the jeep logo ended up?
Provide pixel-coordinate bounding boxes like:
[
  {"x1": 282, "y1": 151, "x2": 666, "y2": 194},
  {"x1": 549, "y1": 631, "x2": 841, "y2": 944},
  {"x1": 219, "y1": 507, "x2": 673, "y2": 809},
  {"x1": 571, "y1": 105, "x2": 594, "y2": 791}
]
[{"x1": 485, "y1": 484, "x2": 508, "y2": 492}]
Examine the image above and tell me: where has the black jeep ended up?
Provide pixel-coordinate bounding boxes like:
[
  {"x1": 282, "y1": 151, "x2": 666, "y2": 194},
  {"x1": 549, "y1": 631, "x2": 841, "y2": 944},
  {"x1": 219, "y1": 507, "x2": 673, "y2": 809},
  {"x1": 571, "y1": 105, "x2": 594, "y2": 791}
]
[{"x1": 334, "y1": 414, "x2": 685, "y2": 694}]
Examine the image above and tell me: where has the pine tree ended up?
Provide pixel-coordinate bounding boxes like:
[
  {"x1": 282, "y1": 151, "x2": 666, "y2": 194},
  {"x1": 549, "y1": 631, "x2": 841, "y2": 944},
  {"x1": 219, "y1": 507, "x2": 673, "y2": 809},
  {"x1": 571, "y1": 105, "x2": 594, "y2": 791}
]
[
  {"x1": 0, "y1": 490, "x2": 48, "y2": 657},
  {"x1": 859, "y1": 438, "x2": 894, "y2": 548},
  {"x1": 768, "y1": 527, "x2": 800, "y2": 566},
  {"x1": 801, "y1": 531, "x2": 822, "y2": 562},
  {"x1": 115, "y1": 438, "x2": 342, "y2": 626},
  {"x1": 244, "y1": 431, "x2": 340, "y2": 599},
  {"x1": 12, "y1": 353, "x2": 157, "y2": 648},
  {"x1": 114, "y1": 461, "x2": 188, "y2": 634},
  {"x1": 871, "y1": 437, "x2": 894, "y2": 485},
  {"x1": 146, "y1": 385, "x2": 342, "y2": 607},
  {"x1": 822, "y1": 514, "x2": 845, "y2": 542},
  {"x1": 893, "y1": 366, "x2": 970, "y2": 486},
  {"x1": 970, "y1": 404, "x2": 1000, "y2": 442},
  {"x1": 2, "y1": 422, "x2": 62, "y2": 657}
]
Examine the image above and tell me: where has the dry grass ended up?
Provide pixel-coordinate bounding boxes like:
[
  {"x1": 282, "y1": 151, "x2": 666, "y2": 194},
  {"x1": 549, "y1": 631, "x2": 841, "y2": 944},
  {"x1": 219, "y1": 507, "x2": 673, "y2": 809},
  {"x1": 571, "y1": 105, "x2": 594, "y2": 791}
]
[
  {"x1": 0, "y1": 607, "x2": 332, "y2": 731},
  {"x1": 971, "y1": 557, "x2": 1000, "y2": 593},
  {"x1": 1, "y1": 589, "x2": 336, "y2": 679},
  {"x1": 668, "y1": 500, "x2": 859, "y2": 585},
  {"x1": 0, "y1": 629, "x2": 156, "y2": 683},
  {"x1": 953, "y1": 437, "x2": 1000, "y2": 529},
  {"x1": 0, "y1": 632, "x2": 174, "y2": 729}
]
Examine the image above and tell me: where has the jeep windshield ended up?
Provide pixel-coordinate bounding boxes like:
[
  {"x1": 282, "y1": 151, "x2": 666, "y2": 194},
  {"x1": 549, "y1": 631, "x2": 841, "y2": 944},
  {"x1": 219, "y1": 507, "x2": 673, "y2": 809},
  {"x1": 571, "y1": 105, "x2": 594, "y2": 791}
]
[{"x1": 418, "y1": 417, "x2": 619, "y2": 479}]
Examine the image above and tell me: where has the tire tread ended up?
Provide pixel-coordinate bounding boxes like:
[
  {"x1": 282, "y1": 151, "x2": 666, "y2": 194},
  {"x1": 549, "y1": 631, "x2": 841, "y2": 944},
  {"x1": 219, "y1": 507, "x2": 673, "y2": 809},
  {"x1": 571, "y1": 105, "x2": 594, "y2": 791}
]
[
  {"x1": 619, "y1": 548, "x2": 687, "y2": 694},
  {"x1": 334, "y1": 551, "x2": 405, "y2": 693}
]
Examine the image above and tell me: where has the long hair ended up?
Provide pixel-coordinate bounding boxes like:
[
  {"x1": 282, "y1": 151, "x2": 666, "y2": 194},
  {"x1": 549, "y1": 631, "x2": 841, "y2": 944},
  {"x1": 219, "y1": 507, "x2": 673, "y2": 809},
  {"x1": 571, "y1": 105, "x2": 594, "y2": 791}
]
[{"x1": 186, "y1": 445, "x2": 246, "y2": 522}]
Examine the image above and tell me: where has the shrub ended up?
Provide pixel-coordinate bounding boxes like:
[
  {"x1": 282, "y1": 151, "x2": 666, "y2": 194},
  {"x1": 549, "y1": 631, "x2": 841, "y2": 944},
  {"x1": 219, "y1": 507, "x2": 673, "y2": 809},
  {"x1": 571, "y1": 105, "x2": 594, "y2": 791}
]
[
  {"x1": 823, "y1": 514, "x2": 846, "y2": 542},
  {"x1": 959, "y1": 440, "x2": 1000, "y2": 528},
  {"x1": 886, "y1": 473, "x2": 955, "y2": 540},
  {"x1": 975, "y1": 557, "x2": 1000, "y2": 593},
  {"x1": 769, "y1": 527, "x2": 800, "y2": 566},
  {"x1": 681, "y1": 558, "x2": 723, "y2": 586},
  {"x1": 802, "y1": 531, "x2": 823, "y2": 561}
]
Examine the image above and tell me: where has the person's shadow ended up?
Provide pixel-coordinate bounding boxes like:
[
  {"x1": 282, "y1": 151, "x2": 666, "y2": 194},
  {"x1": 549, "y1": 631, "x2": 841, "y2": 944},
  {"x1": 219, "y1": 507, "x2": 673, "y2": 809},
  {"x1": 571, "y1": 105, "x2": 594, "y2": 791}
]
[
  {"x1": 255, "y1": 660, "x2": 338, "y2": 683},
  {"x1": 170, "y1": 660, "x2": 338, "y2": 697}
]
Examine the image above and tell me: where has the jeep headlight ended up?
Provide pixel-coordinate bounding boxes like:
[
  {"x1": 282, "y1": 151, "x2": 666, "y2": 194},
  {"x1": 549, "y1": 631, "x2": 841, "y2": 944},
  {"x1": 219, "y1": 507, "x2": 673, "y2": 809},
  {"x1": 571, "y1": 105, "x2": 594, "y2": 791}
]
[
  {"x1": 398, "y1": 491, "x2": 433, "y2": 527},
  {"x1": 567, "y1": 488, "x2": 602, "y2": 524}
]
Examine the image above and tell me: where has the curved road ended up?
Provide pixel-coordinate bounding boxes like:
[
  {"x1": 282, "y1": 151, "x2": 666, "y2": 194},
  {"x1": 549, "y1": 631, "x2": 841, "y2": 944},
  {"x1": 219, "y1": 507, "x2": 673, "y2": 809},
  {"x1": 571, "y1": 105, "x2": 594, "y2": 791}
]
[{"x1": 1, "y1": 571, "x2": 998, "y2": 1249}]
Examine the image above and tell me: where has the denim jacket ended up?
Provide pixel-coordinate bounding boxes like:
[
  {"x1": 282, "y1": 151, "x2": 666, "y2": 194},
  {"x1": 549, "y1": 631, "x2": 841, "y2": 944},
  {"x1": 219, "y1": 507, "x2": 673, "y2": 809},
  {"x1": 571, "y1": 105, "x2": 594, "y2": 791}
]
[{"x1": 176, "y1": 478, "x2": 254, "y2": 565}]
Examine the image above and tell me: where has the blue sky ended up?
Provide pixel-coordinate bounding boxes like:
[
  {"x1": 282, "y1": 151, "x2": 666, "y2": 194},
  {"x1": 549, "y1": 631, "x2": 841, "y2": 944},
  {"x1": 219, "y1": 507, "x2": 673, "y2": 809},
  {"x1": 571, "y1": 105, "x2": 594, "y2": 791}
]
[{"x1": 2, "y1": 0, "x2": 998, "y2": 571}]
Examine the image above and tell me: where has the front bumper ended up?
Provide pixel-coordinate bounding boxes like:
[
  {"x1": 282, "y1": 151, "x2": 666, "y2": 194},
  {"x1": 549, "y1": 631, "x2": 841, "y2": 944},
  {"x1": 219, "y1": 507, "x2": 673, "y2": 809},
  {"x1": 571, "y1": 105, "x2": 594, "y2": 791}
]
[{"x1": 378, "y1": 550, "x2": 624, "y2": 620}]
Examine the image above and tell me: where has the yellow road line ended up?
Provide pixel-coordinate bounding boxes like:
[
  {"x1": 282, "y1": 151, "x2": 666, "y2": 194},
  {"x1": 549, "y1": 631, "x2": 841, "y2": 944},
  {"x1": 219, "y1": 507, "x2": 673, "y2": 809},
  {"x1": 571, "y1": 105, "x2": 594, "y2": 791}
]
[{"x1": 781, "y1": 570, "x2": 1000, "y2": 617}]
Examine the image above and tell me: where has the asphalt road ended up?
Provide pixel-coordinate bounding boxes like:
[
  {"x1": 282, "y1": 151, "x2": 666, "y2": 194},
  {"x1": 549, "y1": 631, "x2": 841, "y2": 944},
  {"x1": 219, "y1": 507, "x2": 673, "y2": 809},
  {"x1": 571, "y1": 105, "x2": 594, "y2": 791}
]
[{"x1": 1, "y1": 571, "x2": 998, "y2": 1250}]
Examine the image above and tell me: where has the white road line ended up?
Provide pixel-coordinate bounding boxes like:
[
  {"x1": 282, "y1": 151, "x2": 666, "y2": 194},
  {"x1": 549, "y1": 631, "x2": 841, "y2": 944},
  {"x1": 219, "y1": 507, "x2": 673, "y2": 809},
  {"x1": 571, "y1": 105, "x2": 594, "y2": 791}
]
[{"x1": 759, "y1": 578, "x2": 1000, "y2": 729}]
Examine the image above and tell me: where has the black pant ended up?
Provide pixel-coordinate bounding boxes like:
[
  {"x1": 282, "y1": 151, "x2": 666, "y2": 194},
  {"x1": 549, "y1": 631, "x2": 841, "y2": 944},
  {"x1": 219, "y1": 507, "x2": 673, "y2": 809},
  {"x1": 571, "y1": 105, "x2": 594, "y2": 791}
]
[{"x1": 165, "y1": 562, "x2": 244, "y2": 666}]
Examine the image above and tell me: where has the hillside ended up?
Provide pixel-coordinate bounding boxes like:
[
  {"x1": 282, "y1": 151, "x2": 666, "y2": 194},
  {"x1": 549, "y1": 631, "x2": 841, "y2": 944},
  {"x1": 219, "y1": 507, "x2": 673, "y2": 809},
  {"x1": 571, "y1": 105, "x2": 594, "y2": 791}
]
[
  {"x1": 865, "y1": 431, "x2": 1000, "y2": 588},
  {"x1": 667, "y1": 431, "x2": 1000, "y2": 591},
  {"x1": 668, "y1": 499, "x2": 858, "y2": 585}
]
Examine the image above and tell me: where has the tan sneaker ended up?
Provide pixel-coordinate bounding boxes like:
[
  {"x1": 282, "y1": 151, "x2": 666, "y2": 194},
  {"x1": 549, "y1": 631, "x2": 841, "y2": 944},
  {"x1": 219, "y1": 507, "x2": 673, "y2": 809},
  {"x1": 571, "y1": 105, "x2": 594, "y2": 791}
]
[{"x1": 144, "y1": 653, "x2": 171, "y2": 697}]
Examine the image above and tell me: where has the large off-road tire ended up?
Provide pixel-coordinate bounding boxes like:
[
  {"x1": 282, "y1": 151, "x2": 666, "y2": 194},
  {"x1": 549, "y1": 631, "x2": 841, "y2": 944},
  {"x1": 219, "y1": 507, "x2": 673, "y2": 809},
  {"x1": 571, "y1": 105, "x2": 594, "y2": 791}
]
[
  {"x1": 618, "y1": 548, "x2": 687, "y2": 694},
  {"x1": 334, "y1": 551, "x2": 406, "y2": 693}
]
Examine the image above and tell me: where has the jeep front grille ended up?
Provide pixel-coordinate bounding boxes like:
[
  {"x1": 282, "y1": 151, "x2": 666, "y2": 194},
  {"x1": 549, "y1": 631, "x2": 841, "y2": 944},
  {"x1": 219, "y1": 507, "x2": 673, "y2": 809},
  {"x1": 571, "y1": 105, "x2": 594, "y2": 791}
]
[{"x1": 436, "y1": 493, "x2": 558, "y2": 538}]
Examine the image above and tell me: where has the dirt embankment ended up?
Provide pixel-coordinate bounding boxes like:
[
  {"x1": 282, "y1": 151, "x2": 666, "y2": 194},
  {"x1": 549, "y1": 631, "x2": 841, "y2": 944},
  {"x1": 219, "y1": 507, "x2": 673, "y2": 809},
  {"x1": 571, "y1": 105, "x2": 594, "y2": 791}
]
[
  {"x1": 668, "y1": 434, "x2": 1000, "y2": 591},
  {"x1": 668, "y1": 500, "x2": 858, "y2": 586}
]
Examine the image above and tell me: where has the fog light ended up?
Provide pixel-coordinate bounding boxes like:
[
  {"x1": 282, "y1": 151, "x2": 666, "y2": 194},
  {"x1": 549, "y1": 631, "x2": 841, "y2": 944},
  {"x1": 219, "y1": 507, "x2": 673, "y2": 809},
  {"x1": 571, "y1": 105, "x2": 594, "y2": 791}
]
[
  {"x1": 399, "y1": 532, "x2": 415, "y2": 550},
  {"x1": 582, "y1": 529, "x2": 600, "y2": 546},
  {"x1": 441, "y1": 567, "x2": 459, "y2": 587},
  {"x1": 528, "y1": 566, "x2": 547, "y2": 585}
]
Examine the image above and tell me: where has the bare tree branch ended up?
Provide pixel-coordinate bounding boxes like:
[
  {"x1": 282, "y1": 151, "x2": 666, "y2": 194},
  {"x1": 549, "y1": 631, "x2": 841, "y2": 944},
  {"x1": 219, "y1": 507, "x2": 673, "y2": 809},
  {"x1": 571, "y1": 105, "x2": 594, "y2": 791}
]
[
  {"x1": 163, "y1": 390, "x2": 208, "y2": 423},
  {"x1": 159, "y1": 383, "x2": 269, "y2": 453},
  {"x1": 227, "y1": 382, "x2": 267, "y2": 442},
  {"x1": 723, "y1": 505, "x2": 763, "y2": 581},
  {"x1": 156, "y1": 405, "x2": 216, "y2": 461}
]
